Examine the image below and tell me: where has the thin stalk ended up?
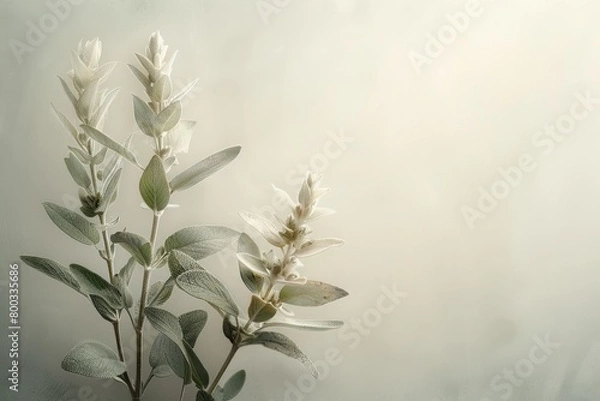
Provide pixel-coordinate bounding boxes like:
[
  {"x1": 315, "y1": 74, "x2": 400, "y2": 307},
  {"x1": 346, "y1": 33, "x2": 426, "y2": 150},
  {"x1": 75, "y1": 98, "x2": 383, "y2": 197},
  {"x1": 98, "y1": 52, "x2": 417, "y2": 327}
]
[
  {"x1": 134, "y1": 212, "x2": 161, "y2": 399},
  {"x1": 207, "y1": 343, "x2": 240, "y2": 395},
  {"x1": 179, "y1": 381, "x2": 186, "y2": 401},
  {"x1": 87, "y1": 143, "x2": 134, "y2": 395}
]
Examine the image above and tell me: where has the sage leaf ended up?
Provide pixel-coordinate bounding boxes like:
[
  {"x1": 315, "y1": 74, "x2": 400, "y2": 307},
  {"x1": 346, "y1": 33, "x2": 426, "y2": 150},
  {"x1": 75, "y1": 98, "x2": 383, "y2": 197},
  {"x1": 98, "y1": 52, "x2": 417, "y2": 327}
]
[
  {"x1": 20, "y1": 256, "x2": 80, "y2": 292},
  {"x1": 239, "y1": 212, "x2": 285, "y2": 247},
  {"x1": 111, "y1": 231, "x2": 152, "y2": 267},
  {"x1": 64, "y1": 153, "x2": 91, "y2": 189},
  {"x1": 90, "y1": 87, "x2": 119, "y2": 128},
  {"x1": 148, "y1": 278, "x2": 175, "y2": 307},
  {"x1": 183, "y1": 340, "x2": 209, "y2": 388},
  {"x1": 247, "y1": 295, "x2": 277, "y2": 323},
  {"x1": 98, "y1": 168, "x2": 122, "y2": 212},
  {"x1": 261, "y1": 318, "x2": 344, "y2": 331},
  {"x1": 146, "y1": 307, "x2": 209, "y2": 387},
  {"x1": 179, "y1": 310, "x2": 208, "y2": 348},
  {"x1": 151, "y1": 74, "x2": 172, "y2": 102},
  {"x1": 128, "y1": 64, "x2": 150, "y2": 89},
  {"x1": 81, "y1": 125, "x2": 142, "y2": 169},
  {"x1": 118, "y1": 257, "x2": 136, "y2": 285},
  {"x1": 294, "y1": 238, "x2": 344, "y2": 258},
  {"x1": 58, "y1": 77, "x2": 78, "y2": 109},
  {"x1": 113, "y1": 275, "x2": 134, "y2": 308},
  {"x1": 242, "y1": 331, "x2": 317, "y2": 378},
  {"x1": 237, "y1": 233, "x2": 264, "y2": 294},
  {"x1": 176, "y1": 269, "x2": 240, "y2": 316},
  {"x1": 170, "y1": 146, "x2": 241, "y2": 193},
  {"x1": 149, "y1": 334, "x2": 189, "y2": 383},
  {"x1": 222, "y1": 370, "x2": 246, "y2": 401},
  {"x1": 132, "y1": 95, "x2": 156, "y2": 137},
  {"x1": 43, "y1": 202, "x2": 100, "y2": 245},
  {"x1": 70, "y1": 264, "x2": 123, "y2": 309},
  {"x1": 91, "y1": 146, "x2": 108, "y2": 166},
  {"x1": 171, "y1": 78, "x2": 199, "y2": 103},
  {"x1": 139, "y1": 155, "x2": 170, "y2": 211},
  {"x1": 51, "y1": 104, "x2": 78, "y2": 143},
  {"x1": 278, "y1": 280, "x2": 349, "y2": 307},
  {"x1": 155, "y1": 101, "x2": 182, "y2": 134},
  {"x1": 168, "y1": 250, "x2": 206, "y2": 279},
  {"x1": 89, "y1": 294, "x2": 118, "y2": 322},
  {"x1": 164, "y1": 226, "x2": 239, "y2": 260},
  {"x1": 61, "y1": 341, "x2": 127, "y2": 378},
  {"x1": 68, "y1": 146, "x2": 92, "y2": 164},
  {"x1": 145, "y1": 307, "x2": 183, "y2": 344}
]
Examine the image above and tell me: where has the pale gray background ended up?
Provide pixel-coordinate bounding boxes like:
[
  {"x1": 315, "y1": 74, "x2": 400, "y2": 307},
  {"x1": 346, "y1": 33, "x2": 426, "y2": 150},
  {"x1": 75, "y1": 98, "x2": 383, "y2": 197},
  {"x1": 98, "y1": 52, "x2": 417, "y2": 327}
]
[{"x1": 2, "y1": 0, "x2": 600, "y2": 400}]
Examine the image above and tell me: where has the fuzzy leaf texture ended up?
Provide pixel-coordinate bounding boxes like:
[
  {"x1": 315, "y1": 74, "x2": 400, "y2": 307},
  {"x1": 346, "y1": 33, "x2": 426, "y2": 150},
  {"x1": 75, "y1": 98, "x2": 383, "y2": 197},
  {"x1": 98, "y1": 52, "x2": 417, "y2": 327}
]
[
  {"x1": 43, "y1": 202, "x2": 100, "y2": 246},
  {"x1": 139, "y1": 155, "x2": 170, "y2": 211},
  {"x1": 61, "y1": 341, "x2": 127, "y2": 378},
  {"x1": 169, "y1": 146, "x2": 241, "y2": 193}
]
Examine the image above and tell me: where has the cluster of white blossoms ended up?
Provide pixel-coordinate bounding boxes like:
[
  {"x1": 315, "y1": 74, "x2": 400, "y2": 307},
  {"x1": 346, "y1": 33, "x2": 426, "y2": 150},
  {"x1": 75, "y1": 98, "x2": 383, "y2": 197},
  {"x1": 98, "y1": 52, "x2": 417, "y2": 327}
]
[
  {"x1": 238, "y1": 172, "x2": 344, "y2": 305},
  {"x1": 64, "y1": 38, "x2": 118, "y2": 133}
]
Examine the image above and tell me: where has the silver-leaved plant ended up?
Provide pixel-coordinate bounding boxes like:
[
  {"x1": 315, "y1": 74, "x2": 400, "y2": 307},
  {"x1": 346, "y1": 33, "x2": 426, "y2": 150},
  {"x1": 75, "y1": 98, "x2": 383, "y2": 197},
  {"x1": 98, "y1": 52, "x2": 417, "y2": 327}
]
[{"x1": 21, "y1": 32, "x2": 348, "y2": 401}]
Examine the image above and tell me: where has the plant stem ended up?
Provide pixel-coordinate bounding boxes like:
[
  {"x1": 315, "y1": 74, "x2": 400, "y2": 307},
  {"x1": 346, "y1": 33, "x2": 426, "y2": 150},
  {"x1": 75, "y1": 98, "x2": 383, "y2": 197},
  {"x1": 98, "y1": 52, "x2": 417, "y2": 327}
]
[
  {"x1": 179, "y1": 381, "x2": 186, "y2": 401},
  {"x1": 207, "y1": 343, "x2": 240, "y2": 395},
  {"x1": 87, "y1": 145, "x2": 135, "y2": 395},
  {"x1": 135, "y1": 212, "x2": 162, "y2": 399}
]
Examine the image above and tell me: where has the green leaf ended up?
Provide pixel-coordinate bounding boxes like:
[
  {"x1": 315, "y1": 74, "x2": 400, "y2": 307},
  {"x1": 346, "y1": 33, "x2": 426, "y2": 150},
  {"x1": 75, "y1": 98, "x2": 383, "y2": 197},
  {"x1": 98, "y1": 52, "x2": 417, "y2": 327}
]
[
  {"x1": 52, "y1": 104, "x2": 79, "y2": 143},
  {"x1": 111, "y1": 231, "x2": 152, "y2": 267},
  {"x1": 242, "y1": 331, "x2": 318, "y2": 377},
  {"x1": 146, "y1": 307, "x2": 209, "y2": 387},
  {"x1": 237, "y1": 233, "x2": 265, "y2": 294},
  {"x1": 89, "y1": 294, "x2": 118, "y2": 322},
  {"x1": 68, "y1": 146, "x2": 92, "y2": 164},
  {"x1": 91, "y1": 146, "x2": 108, "y2": 166},
  {"x1": 170, "y1": 146, "x2": 241, "y2": 193},
  {"x1": 81, "y1": 125, "x2": 142, "y2": 169},
  {"x1": 149, "y1": 334, "x2": 189, "y2": 383},
  {"x1": 128, "y1": 64, "x2": 150, "y2": 89},
  {"x1": 155, "y1": 101, "x2": 181, "y2": 134},
  {"x1": 183, "y1": 340, "x2": 209, "y2": 388},
  {"x1": 118, "y1": 257, "x2": 136, "y2": 285},
  {"x1": 97, "y1": 169, "x2": 122, "y2": 212},
  {"x1": 171, "y1": 78, "x2": 199, "y2": 103},
  {"x1": 279, "y1": 280, "x2": 349, "y2": 307},
  {"x1": 43, "y1": 202, "x2": 100, "y2": 246},
  {"x1": 261, "y1": 318, "x2": 344, "y2": 331},
  {"x1": 64, "y1": 153, "x2": 91, "y2": 189},
  {"x1": 70, "y1": 264, "x2": 123, "y2": 309},
  {"x1": 151, "y1": 364, "x2": 174, "y2": 378},
  {"x1": 145, "y1": 307, "x2": 184, "y2": 345},
  {"x1": 20, "y1": 256, "x2": 80, "y2": 292},
  {"x1": 139, "y1": 155, "x2": 170, "y2": 211},
  {"x1": 248, "y1": 295, "x2": 277, "y2": 323},
  {"x1": 176, "y1": 269, "x2": 239, "y2": 316},
  {"x1": 168, "y1": 250, "x2": 205, "y2": 279},
  {"x1": 164, "y1": 226, "x2": 239, "y2": 260},
  {"x1": 150, "y1": 74, "x2": 172, "y2": 103},
  {"x1": 113, "y1": 275, "x2": 134, "y2": 308},
  {"x1": 148, "y1": 279, "x2": 176, "y2": 307},
  {"x1": 133, "y1": 95, "x2": 157, "y2": 137},
  {"x1": 58, "y1": 77, "x2": 77, "y2": 109},
  {"x1": 222, "y1": 370, "x2": 246, "y2": 401},
  {"x1": 179, "y1": 310, "x2": 208, "y2": 348},
  {"x1": 102, "y1": 151, "x2": 122, "y2": 185},
  {"x1": 62, "y1": 341, "x2": 127, "y2": 378}
]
